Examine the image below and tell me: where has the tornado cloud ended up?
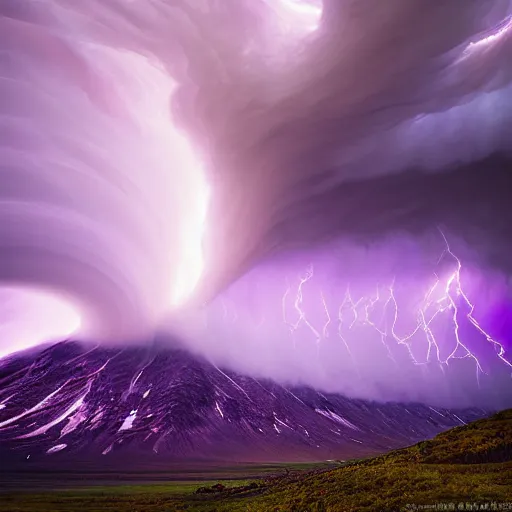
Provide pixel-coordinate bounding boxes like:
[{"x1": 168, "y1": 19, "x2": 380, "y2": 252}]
[{"x1": 1, "y1": 0, "x2": 512, "y2": 406}]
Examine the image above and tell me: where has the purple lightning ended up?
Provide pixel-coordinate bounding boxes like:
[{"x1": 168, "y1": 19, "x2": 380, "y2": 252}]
[
  {"x1": 278, "y1": 232, "x2": 512, "y2": 383},
  {"x1": 438, "y1": 230, "x2": 512, "y2": 371},
  {"x1": 291, "y1": 265, "x2": 321, "y2": 346}
]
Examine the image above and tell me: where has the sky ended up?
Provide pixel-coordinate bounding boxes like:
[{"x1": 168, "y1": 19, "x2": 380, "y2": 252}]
[{"x1": 0, "y1": 0, "x2": 512, "y2": 406}]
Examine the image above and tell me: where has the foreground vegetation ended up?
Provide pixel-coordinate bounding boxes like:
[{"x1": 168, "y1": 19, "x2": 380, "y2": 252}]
[{"x1": 1, "y1": 410, "x2": 511, "y2": 511}]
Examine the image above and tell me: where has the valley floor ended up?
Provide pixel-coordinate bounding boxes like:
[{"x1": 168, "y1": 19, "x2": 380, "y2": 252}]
[{"x1": 1, "y1": 460, "x2": 511, "y2": 512}]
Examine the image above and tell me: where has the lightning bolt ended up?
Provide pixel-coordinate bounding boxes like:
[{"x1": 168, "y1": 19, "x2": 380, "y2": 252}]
[
  {"x1": 439, "y1": 229, "x2": 511, "y2": 371},
  {"x1": 280, "y1": 265, "x2": 322, "y2": 354},
  {"x1": 292, "y1": 266, "x2": 321, "y2": 344},
  {"x1": 320, "y1": 291, "x2": 330, "y2": 339},
  {"x1": 279, "y1": 231, "x2": 511, "y2": 383}
]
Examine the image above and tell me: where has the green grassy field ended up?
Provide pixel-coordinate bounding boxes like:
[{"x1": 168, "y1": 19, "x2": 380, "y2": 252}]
[{"x1": 1, "y1": 410, "x2": 511, "y2": 512}]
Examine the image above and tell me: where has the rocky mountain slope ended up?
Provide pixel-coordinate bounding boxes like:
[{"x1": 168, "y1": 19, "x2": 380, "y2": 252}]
[{"x1": 0, "y1": 341, "x2": 488, "y2": 468}]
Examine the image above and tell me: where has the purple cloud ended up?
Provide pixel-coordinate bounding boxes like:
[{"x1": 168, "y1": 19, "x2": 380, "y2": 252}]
[{"x1": 1, "y1": 0, "x2": 512, "y2": 405}]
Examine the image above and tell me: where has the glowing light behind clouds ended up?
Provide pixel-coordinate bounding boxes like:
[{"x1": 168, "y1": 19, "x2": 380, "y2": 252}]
[
  {"x1": 0, "y1": 287, "x2": 81, "y2": 359},
  {"x1": 112, "y1": 52, "x2": 210, "y2": 308},
  {"x1": 273, "y1": 0, "x2": 323, "y2": 33},
  {"x1": 170, "y1": 127, "x2": 210, "y2": 308}
]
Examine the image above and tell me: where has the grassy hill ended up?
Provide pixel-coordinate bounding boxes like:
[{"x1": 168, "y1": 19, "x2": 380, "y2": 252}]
[
  {"x1": 391, "y1": 408, "x2": 512, "y2": 465},
  {"x1": 253, "y1": 408, "x2": 512, "y2": 511},
  {"x1": 1, "y1": 410, "x2": 511, "y2": 511}
]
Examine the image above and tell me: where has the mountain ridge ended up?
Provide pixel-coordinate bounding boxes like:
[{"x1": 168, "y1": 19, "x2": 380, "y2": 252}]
[{"x1": 0, "y1": 341, "x2": 490, "y2": 469}]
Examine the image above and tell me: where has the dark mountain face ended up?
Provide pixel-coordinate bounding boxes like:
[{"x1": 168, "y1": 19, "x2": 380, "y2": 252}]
[{"x1": 0, "y1": 341, "x2": 488, "y2": 468}]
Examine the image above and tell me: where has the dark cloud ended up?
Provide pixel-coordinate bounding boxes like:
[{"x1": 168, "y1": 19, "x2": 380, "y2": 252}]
[{"x1": 156, "y1": 0, "x2": 512, "y2": 300}]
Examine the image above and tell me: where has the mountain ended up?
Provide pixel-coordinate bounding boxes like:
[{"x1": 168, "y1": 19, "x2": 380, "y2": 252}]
[{"x1": 0, "y1": 341, "x2": 489, "y2": 469}]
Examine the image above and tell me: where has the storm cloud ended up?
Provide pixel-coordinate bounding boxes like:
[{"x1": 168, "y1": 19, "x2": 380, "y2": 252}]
[{"x1": 1, "y1": 0, "x2": 512, "y2": 405}]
